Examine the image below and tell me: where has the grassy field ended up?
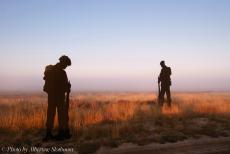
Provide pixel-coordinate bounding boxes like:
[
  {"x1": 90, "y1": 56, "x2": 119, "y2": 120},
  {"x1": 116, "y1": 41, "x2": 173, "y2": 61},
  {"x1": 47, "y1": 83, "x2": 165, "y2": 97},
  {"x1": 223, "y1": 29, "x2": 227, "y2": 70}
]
[{"x1": 0, "y1": 92, "x2": 230, "y2": 154}]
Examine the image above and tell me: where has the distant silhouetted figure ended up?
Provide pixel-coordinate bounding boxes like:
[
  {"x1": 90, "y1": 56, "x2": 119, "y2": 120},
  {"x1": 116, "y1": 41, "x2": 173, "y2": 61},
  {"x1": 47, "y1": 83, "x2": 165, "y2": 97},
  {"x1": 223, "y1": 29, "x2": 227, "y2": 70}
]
[
  {"x1": 158, "y1": 61, "x2": 172, "y2": 107},
  {"x1": 43, "y1": 55, "x2": 71, "y2": 141}
]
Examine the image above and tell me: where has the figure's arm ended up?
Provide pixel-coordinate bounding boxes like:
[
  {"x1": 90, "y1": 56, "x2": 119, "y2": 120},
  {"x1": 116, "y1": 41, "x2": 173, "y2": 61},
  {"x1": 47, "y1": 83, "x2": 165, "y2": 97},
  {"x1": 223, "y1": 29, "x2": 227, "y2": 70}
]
[
  {"x1": 67, "y1": 81, "x2": 71, "y2": 93},
  {"x1": 63, "y1": 71, "x2": 71, "y2": 93},
  {"x1": 169, "y1": 67, "x2": 172, "y2": 76},
  {"x1": 158, "y1": 70, "x2": 162, "y2": 83}
]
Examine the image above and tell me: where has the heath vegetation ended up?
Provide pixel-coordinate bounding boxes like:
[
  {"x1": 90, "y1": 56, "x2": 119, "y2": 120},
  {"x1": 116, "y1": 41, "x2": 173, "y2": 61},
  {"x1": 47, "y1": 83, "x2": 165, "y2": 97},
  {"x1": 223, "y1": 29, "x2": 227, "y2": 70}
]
[{"x1": 0, "y1": 92, "x2": 230, "y2": 153}]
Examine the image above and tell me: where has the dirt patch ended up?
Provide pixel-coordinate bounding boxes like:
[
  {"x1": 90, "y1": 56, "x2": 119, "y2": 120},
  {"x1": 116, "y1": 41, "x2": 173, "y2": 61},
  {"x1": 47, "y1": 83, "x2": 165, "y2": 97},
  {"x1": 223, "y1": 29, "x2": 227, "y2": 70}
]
[{"x1": 96, "y1": 137, "x2": 230, "y2": 154}]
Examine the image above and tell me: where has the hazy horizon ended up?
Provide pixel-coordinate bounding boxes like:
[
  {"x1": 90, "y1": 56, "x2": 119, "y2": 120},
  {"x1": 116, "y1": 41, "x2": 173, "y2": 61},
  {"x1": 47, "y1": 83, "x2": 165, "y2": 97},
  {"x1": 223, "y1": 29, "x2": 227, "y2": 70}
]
[{"x1": 1, "y1": 0, "x2": 230, "y2": 92}]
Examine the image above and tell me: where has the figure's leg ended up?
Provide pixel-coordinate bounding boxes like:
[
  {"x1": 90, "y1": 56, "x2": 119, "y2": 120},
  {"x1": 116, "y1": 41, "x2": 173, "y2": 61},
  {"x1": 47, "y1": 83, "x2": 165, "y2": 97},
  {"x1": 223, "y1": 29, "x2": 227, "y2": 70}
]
[
  {"x1": 46, "y1": 95, "x2": 56, "y2": 131},
  {"x1": 64, "y1": 94, "x2": 71, "y2": 139},
  {"x1": 57, "y1": 94, "x2": 65, "y2": 131},
  {"x1": 158, "y1": 86, "x2": 164, "y2": 106},
  {"x1": 166, "y1": 86, "x2": 172, "y2": 107},
  {"x1": 63, "y1": 98, "x2": 71, "y2": 139},
  {"x1": 43, "y1": 94, "x2": 56, "y2": 141},
  {"x1": 61, "y1": 93, "x2": 71, "y2": 139},
  {"x1": 159, "y1": 85, "x2": 166, "y2": 106},
  {"x1": 56, "y1": 94, "x2": 69, "y2": 140}
]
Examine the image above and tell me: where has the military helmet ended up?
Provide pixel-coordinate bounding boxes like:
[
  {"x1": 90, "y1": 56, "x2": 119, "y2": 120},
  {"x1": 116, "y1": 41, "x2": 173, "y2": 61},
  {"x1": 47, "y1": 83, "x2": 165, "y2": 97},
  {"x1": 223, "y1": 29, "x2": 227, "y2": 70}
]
[{"x1": 59, "y1": 55, "x2": 71, "y2": 66}]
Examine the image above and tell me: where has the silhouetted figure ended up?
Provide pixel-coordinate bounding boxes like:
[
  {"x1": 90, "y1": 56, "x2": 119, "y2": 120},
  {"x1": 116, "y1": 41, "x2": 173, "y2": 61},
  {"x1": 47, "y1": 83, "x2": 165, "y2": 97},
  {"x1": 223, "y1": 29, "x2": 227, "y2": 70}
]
[
  {"x1": 43, "y1": 55, "x2": 71, "y2": 141},
  {"x1": 158, "y1": 61, "x2": 172, "y2": 107}
]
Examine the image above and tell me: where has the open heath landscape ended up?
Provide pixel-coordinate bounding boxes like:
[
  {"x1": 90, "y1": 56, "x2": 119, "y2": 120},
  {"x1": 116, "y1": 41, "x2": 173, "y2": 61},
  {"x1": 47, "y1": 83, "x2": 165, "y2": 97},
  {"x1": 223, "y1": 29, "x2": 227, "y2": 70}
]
[{"x1": 0, "y1": 92, "x2": 230, "y2": 154}]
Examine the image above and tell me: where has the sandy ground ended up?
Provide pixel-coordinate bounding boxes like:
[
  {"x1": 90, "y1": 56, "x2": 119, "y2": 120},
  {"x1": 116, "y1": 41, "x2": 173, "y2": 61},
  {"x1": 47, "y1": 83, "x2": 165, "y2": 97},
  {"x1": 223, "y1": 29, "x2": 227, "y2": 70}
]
[
  {"x1": 2, "y1": 134, "x2": 229, "y2": 154},
  {"x1": 96, "y1": 137, "x2": 230, "y2": 154}
]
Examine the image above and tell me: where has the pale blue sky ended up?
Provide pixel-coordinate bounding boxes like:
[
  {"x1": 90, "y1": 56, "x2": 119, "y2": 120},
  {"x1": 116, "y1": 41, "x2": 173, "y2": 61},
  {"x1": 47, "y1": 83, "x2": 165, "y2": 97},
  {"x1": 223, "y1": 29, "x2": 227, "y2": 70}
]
[{"x1": 1, "y1": 0, "x2": 230, "y2": 91}]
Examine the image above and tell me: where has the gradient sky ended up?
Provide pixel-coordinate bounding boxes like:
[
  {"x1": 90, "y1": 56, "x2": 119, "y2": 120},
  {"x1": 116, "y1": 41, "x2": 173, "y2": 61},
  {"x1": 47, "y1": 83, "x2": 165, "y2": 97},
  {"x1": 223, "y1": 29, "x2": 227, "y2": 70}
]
[{"x1": 1, "y1": 0, "x2": 230, "y2": 92}]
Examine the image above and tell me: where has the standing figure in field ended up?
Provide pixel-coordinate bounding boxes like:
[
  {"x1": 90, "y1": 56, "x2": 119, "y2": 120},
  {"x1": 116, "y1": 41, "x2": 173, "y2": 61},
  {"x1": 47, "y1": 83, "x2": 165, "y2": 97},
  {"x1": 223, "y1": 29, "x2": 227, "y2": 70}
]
[
  {"x1": 158, "y1": 61, "x2": 172, "y2": 107},
  {"x1": 43, "y1": 55, "x2": 71, "y2": 141}
]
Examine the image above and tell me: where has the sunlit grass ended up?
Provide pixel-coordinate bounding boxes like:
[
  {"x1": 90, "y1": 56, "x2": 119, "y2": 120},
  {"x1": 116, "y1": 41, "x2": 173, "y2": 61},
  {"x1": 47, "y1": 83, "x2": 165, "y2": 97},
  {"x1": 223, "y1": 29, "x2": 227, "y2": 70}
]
[
  {"x1": 0, "y1": 92, "x2": 230, "y2": 150},
  {"x1": 0, "y1": 92, "x2": 230, "y2": 131}
]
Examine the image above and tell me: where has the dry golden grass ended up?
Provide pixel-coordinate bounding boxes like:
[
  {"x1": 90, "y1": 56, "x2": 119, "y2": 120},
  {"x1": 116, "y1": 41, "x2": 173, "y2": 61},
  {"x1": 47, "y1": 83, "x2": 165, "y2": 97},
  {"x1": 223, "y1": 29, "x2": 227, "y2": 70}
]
[
  {"x1": 162, "y1": 93, "x2": 230, "y2": 115},
  {"x1": 0, "y1": 92, "x2": 230, "y2": 131},
  {"x1": 0, "y1": 92, "x2": 230, "y2": 151}
]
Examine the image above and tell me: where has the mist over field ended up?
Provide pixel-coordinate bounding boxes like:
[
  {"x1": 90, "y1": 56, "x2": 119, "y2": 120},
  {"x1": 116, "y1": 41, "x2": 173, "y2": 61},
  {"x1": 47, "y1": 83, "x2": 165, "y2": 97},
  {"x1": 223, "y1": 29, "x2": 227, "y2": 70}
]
[{"x1": 1, "y1": 75, "x2": 230, "y2": 92}]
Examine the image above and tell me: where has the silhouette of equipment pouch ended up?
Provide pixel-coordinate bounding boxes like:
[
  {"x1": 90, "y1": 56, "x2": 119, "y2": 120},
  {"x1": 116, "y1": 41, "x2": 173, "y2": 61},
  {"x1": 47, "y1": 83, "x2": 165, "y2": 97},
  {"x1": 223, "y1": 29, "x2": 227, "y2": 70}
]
[{"x1": 43, "y1": 65, "x2": 54, "y2": 93}]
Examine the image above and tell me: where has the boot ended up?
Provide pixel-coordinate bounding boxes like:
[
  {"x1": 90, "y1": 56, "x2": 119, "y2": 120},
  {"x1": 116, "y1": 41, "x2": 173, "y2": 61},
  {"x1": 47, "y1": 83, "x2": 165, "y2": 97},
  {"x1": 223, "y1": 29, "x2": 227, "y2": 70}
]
[
  {"x1": 55, "y1": 130, "x2": 65, "y2": 141},
  {"x1": 64, "y1": 129, "x2": 72, "y2": 139},
  {"x1": 42, "y1": 130, "x2": 54, "y2": 142}
]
